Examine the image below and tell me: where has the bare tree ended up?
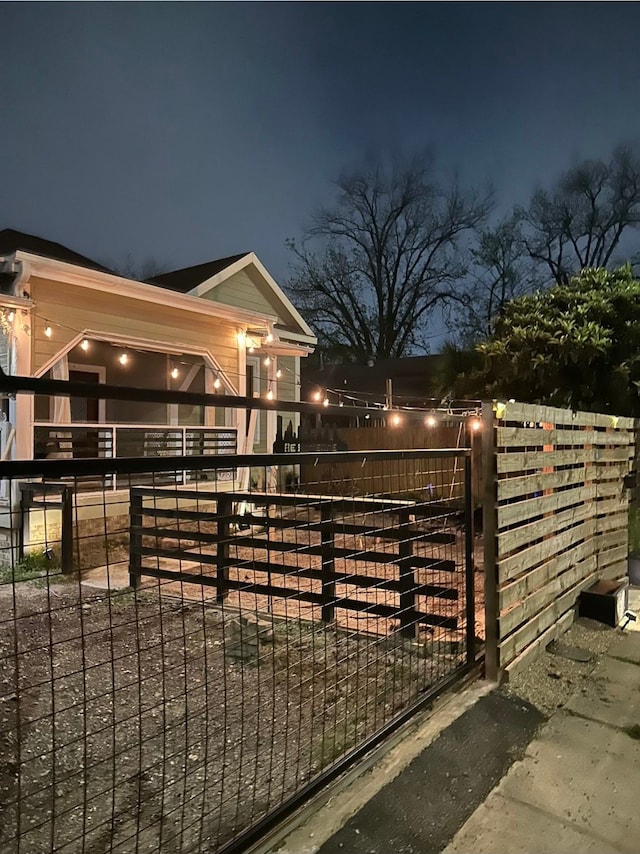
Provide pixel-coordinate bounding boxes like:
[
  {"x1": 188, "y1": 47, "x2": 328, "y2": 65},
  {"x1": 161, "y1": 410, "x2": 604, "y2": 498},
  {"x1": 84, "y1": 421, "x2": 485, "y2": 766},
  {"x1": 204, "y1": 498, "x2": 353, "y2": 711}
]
[
  {"x1": 521, "y1": 143, "x2": 640, "y2": 285},
  {"x1": 287, "y1": 152, "x2": 492, "y2": 362},
  {"x1": 455, "y1": 216, "x2": 533, "y2": 344}
]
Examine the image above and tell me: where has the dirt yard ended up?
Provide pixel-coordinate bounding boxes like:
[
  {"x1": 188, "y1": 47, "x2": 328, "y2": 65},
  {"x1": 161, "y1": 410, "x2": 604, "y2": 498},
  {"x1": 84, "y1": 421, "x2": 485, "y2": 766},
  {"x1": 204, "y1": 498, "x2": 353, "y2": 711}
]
[{"x1": 0, "y1": 578, "x2": 468, "y2": 854}]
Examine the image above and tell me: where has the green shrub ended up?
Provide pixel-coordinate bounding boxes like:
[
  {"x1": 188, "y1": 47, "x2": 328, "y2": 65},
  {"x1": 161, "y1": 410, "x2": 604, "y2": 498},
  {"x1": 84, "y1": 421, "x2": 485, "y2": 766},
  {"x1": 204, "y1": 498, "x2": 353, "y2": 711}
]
[
  {"x1": 0, "y1": 549, "x2": 62, "y2": 584},
  {"x1": 629, "y1": 506, "x2": 640, "y2": 554}
]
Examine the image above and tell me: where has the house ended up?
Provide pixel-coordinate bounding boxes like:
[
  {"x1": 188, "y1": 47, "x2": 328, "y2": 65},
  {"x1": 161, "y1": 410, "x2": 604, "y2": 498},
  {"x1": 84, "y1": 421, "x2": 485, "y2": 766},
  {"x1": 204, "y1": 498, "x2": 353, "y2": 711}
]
[{"x1": 0, "y1": 228, "x2": 315, "y2": 462}]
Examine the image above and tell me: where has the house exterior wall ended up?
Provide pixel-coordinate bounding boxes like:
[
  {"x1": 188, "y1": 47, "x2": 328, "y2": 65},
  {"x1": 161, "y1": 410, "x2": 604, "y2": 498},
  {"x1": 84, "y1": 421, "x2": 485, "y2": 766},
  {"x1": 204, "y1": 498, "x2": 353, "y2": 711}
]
[{"x1": 29, "y1": 277, "x2": 239, "y2": 384}]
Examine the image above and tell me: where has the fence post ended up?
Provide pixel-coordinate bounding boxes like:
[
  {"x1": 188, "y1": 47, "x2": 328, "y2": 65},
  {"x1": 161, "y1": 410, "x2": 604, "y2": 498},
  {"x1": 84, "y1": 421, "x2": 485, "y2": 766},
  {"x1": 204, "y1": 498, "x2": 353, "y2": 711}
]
[
  {"x1": 320, "y1": 501, "x2": 336, "y2": 623},
  {"x1": 398, "y1": 506, "x2": 416, "y2": 639},
  {"x1": 463, "y1": 454, "x2": 476, "y2": 664},
  {"x1": 60, "y1": 485, "x2": 73, "y2": 574},
  {"x1": 129, "y1": 490, "x2": 142, "y2": 589},
  {"x1": 482, "y1": 401, "x2": 499, "y2": 681},
  {"x1": 216, "y1": 495, "x2": 232, "y2": 604}
]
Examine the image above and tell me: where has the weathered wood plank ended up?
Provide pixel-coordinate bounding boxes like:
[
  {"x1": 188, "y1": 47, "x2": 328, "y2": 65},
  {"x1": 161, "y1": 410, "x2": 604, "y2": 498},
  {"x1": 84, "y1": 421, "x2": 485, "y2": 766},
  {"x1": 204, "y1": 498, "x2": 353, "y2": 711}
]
[
  {"x1": 497, "y1": 449, "x2": 589, "y2": 473},
  {"x1": 498, "y1": 501, "x2": 592, "y2": 556},
  {"x1": 498, "y1": 484, "x2": 596, "y2": 530},
  {"x1": 597, "y1": 512, "x2": 627, "y2": 533},
  {"x1": 498, "y1": 520, "x2": 596, "y2": 582},
  {"x1": 496, "y1": 402, "x2": 628, "y2": 429},
  {"x1": 497, "y1": 427, "x2": 631, "y2": 448},
  {"x1": 499, "y1": 556, "x2": 597, "y2": 636},
  {"x1": 497, "y1": 468, "x2": 588, "y2": 501},
  {"x1": 502, "y1": 611, "x2": 574, "y2": 683},
  {"x1": 597, "y1": 543, "x2": 628, "y2": 569},
  {"x1": 498, "y1": 538, "x2": 596, "y2": 611},
  {"x1": 499, "y1": 572, "x2": 596, "y2": 664}
]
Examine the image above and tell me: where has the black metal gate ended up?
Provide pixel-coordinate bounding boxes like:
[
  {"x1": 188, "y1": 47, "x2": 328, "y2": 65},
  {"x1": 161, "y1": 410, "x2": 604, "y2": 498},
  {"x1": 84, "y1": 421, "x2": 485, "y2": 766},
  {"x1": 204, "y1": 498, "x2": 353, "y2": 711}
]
[{"x1": 0, "y1": 375, "x2": 478, "y2": 854}]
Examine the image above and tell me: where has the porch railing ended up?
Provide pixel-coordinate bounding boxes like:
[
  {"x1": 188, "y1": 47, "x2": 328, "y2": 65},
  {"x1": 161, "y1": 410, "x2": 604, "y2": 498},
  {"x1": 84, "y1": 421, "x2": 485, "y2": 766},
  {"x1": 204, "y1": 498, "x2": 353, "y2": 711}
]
[{"x1": 33, "y1": 422, "x2": 237, "y2": 490}]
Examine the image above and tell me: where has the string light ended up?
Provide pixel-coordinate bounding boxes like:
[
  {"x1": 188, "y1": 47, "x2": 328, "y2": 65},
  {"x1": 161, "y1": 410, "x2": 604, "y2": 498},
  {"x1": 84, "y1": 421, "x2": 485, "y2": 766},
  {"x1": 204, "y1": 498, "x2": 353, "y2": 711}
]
[
  {"x1": 80, "y1": 338, "x2": 90, "y2": 351},
  {"x1": 266, "y1": 388, "x2": 274, "y2": 400},
  {"x1": 313, "y1": 390, "x2": 322, "y2": 402},
  {"x1": 323, "y1": 397, "x2": 329, "y2": 407},
  {"x1": 44, "y1": 323, "x2": 52, "y2": 338},
  {"x1": 170, "y1": 366, "x2": 179, "y2": 380},
  {"x1": 265, "y1": 332, "x2": 274, "y2": 343},
  {"x1": 7, "y1": 310, "x2": 14, "y2": 323},
  {"x1": 119, "y1": 352, "x2": 128, "y2": 365},
  {"x1": 470, "y1": 418, "x2": 481, "y2": 432},
  {"x1": 213, "y1": 377, "x2": 221, "y2": 389},
  {"x1": 264, "y1": 356, "x2": 271, "y2": 366},
  {"x1": 426, "y1": 415, "x2": 437, "y2": 428},
  {"x1": 276, "y1": 369, "x2": 282, "y2": 379},
  {"x1": 391, "y1": 414, "x2": 402, "y2": 427}
]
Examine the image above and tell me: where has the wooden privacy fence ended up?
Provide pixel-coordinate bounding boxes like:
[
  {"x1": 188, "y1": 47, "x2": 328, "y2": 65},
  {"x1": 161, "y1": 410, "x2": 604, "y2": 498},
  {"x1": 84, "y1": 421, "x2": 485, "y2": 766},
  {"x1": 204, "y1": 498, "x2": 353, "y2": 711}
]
[
  {"x1": 483, "y1": 400, "x2": 635, "y2": 680},
  {"x1": 300, "y1": 422, "x2": 483, "y2": 505}
]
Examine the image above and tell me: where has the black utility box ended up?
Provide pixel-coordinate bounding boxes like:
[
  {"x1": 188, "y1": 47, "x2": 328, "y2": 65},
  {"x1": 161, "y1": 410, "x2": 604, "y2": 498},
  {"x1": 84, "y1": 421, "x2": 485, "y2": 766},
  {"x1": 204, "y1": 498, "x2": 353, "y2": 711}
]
[{"x1": 579, "y1": 579, "x2": 629, "y2": 627}]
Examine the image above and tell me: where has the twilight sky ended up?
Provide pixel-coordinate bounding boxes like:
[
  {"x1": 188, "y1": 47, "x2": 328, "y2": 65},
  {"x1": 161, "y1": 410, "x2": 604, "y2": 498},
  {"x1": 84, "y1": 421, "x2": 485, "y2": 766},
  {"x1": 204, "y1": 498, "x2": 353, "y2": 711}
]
[{"x1": 2, "y1": 2, "x2": 640, "y2": 291}]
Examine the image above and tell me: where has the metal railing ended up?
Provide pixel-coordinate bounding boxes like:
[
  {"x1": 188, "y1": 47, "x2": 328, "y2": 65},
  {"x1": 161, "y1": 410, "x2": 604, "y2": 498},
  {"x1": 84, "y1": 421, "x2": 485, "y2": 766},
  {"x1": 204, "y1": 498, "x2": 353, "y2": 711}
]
[{"x1": 33, "y1": 422, "x2": 237, "y2": 489}]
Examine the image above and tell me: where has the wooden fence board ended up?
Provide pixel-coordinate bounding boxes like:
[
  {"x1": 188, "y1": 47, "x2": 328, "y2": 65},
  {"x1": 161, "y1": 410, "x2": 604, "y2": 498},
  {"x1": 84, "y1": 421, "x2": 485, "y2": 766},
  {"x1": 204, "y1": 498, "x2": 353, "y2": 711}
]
[
  {"x1": 497, "y1": 468, "x2": 588, "y2": 501},
  {"x1": 498, "y1": 501, "x2": 592, "y2": 557},
  {"x1": 497, "y1": 401, "x2": 632, "y2": 429},
  {"x1": 498, "y1": 520, "x2": 596, "y2": 583},
  {"x1": 498, "y1": 572, "x2": 597, "y2": 663},
  {"x1": 499, "y1": 555, "x2": 598, "y2": 637},
  {"x1": 497, "y1": 450, "x2": 589, "y2": 473},
  {"x1": 497, "y1": 427, "x2": 631, "y2": 447},
  {"x1": 498, "y1": 538, "x2": 596, "y2": 611},
  {"x1": 498, "y1": 484, "x2": 595, "y2": 530}
]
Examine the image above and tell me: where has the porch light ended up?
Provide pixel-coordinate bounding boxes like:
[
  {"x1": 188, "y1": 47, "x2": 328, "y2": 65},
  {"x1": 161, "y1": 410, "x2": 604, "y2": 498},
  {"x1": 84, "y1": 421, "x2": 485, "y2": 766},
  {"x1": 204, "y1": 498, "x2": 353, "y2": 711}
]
[
  {"x1": 80, "y1": 338, "x2": 89, "y2": 351},
  {"x1": 44, "y1": 323, "x2": 52, "y2": 338},
  {"x1": 119, "y1": 353, "x2": 128, "y2": 365},
  {"x1": 170, "y1": 367, "x2": 179, "y2": 380}
]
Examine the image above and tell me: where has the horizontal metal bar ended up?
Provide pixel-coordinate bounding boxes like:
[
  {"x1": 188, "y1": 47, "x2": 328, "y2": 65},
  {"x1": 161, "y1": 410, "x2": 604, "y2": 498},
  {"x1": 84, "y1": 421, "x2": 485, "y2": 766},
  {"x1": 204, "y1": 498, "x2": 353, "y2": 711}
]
[
  {"x1": 134, "y1": 563, "x2": 457, "y2": 628},
  {"x1": 0, "y1": 446, "x2": 471, "y2": 480},
  {"x1": 0, "y1": 367, "x2": 479, "y2": 422}
]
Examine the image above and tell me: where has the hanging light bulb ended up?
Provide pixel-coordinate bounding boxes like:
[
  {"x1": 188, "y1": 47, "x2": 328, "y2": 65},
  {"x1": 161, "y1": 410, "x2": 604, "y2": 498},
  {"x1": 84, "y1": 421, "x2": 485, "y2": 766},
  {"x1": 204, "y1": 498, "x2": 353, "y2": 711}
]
[
  {"x1": 119, "y1": 352, "x2": 128, "y2": 365},
  {"x1": 264, "y1": 356, "x2": 271, "y2": 366},
  {"x1": 313, "y1": 390, "x2": 322, "y2": 402},
  {"x1": 391, "y1": 414, "x2": 401, "y2": 427},
  {"x1": 470, "y1": 418, "x2": 482, "y2": 432},
  {"x1": 7, "y1": 310, "x2": 14, "y2": 323},
  {"x1": 80, "y1": 338, "x2": 89, "y2": 351},
  {"x1": 213, "y1": 376, "x2": 221, "y2": 389},
  {"x1": 276, "y1": 369, "x2": 282, "y2": 379},
  {"x1": 426, "y1": 415, "x2": 436, "y2": 428},
  {"x1": 323, "y1": 397, "x2": 329, "y2": 407},
  {"x1": 171, "y1": 366, "x2": 179, "y2": 380},
  {"x1": 266, "y1": 388, "x2": 274, "y2": 400},
  {"x1": 265, "y1": 332, "x2": 274, "y2": 343},
  {"x1": 44, "y1": 323, "x2": 52, "y2": 338}
]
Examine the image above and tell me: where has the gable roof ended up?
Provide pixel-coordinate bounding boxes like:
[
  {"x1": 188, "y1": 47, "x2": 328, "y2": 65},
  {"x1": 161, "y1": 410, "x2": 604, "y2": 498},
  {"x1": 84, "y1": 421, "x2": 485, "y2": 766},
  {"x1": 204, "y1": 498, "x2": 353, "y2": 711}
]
[
  {"x1": 149, "y1": 253, "x2": 250, "y2": 293},
  {"x1": 0, "y1": 228, "x2": 113, "y2": 274}
]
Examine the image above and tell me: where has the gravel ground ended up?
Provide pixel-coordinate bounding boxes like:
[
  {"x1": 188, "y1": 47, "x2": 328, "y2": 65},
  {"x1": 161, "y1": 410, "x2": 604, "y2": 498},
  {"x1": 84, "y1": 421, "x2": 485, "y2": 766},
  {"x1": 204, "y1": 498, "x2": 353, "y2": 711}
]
[
  {"x1": 0, "y1": 579, "x2": 466, "y2": 854},
  {"x1": 504, "y1": 616, "x2": 621, "y2": 716}
]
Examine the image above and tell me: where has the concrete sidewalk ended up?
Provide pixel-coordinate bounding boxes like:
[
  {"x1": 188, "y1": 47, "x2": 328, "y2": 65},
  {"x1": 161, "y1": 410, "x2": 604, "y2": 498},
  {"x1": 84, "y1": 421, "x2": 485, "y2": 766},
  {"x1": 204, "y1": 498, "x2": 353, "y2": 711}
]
[{"x1": 445, "y1": 630, "x2": 640, "y2": 854}]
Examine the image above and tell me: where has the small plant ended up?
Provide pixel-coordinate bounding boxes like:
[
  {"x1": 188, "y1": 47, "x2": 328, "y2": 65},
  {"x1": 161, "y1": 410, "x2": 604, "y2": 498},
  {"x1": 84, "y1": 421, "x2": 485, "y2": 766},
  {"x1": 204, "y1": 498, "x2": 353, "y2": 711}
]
[{"x1": 0, "y1": 549, "x2": 62, "y2": 584}]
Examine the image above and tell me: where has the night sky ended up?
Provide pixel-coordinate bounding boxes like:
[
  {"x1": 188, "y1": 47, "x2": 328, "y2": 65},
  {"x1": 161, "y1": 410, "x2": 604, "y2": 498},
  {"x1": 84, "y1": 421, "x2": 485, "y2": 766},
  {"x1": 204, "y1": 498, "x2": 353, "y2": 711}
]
[{"x1": 2, "y1": 2, "x2": 640, "y2": 292}]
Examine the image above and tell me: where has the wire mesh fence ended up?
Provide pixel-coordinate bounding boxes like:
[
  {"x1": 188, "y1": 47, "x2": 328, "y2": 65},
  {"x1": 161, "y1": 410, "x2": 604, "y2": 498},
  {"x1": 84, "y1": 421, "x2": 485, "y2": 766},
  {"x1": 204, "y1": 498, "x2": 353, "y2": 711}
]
[{"x1": 0, "y1": 448, "x2": 478, "y2": 854}]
